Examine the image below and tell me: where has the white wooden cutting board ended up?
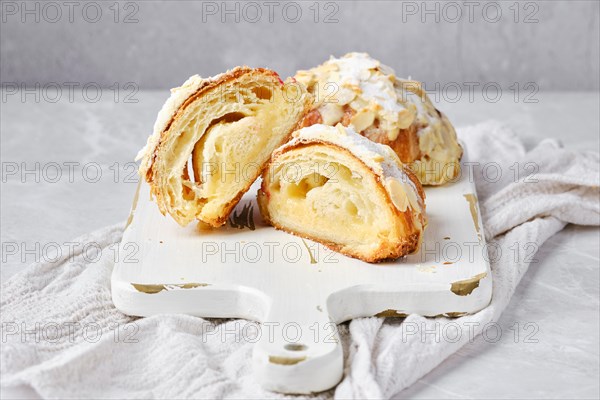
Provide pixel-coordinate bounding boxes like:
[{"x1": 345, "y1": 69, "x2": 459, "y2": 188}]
[{"x1": 111, "y1": 152, "x2": 491, "y2": 394}]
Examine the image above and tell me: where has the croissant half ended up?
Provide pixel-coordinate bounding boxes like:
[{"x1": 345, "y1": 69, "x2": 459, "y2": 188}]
[
  {"x1": 258, "y1": 124, "x2": 426, "y2": 263},
  {"x1": 295, "y1": 52, "x2": 463, "y2": 186},
  {"x1": 137, "y1": 67, "x2": 312, "y2": 227}
]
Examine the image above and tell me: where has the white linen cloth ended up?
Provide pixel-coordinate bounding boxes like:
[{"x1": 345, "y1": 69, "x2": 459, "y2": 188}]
[{"x1": 2, "y1": 121, "x2": 599, "y2": 399}]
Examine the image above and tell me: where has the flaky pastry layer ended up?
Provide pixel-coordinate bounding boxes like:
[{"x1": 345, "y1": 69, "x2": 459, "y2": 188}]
[
  {"x1": 137, "y1": 67, "x2": 312, "y2": 227},
  {"x1": 258, "y1": 124, "x2": 426, "y2": 262}
]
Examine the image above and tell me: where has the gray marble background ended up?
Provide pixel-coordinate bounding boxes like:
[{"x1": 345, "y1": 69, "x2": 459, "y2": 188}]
[
  {"x1": 1, "y1": 0, "x2": 599, "y2": 90},
  {"x1": 1, "y1": 2, "x2": 599, "y2": 398}
]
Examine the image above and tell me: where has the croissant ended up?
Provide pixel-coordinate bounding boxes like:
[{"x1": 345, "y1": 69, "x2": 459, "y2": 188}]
[
  {"x1": 295, "y1": 52, "x2": 463, "y2": 186},
  {"x1": 137, "y1": 67, "x2": 312, "y2": 227},
  {"x1": 258, "y1": 124, "x2": 426, "y2": 263}
]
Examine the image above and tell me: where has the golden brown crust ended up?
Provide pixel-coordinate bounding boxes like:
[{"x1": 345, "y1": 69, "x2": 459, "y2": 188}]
[
  {"x1": 294, "y1": 53, "x2": 463, "y2": 186},
  {"x1": 299, "y1": 108, "x2": 323, "y2": 128},
  {"x1": 299, "y1": 106, "x2": 423, "y2": 165},
  {"x1": 258, "y1": 137, "x2": 425, "y2": 263},
  {"x1": 146, "y1": 67, "x2": 279, "y2": 183},
  {"x1": 141, "y1": 67, "x2": 313, "y2": 227},
  {"x1": 300, "y1": 104, "x2": 463, "y2": 187}
]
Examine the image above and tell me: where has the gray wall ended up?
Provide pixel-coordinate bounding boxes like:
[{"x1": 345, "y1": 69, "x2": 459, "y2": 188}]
[{"x1": 1, "y1": 0, "x2": 598, "y2": 90}]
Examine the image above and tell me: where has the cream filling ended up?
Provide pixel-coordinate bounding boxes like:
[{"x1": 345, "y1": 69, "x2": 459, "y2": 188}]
[
  {"x1": 266, "y1": 149, "x2": 396, "y2": 250},
  {"x1": 192, "y1": 98, "x2": 286, "y2": 219},
  {"x1": 188, "y1": 90, "x2": 297, "y2": 220},
  {"x1": 152, "y1": 79, "x2": 305, "y2": 225}
]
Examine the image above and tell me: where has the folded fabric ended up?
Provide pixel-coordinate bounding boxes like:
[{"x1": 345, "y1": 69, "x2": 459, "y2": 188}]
[{"x1": 1, "y1": 121, "x2": 598, "y2": 399}]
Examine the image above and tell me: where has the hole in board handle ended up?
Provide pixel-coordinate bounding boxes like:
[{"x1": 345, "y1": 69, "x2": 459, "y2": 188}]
[{"x1": 284, "y1": 343, "x2": 307, "y2": 352}]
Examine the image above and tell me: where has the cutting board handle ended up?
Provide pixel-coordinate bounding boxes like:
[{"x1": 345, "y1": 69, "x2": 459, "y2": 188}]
[{"x1": 252, "y1": 296, "x2": 344, "y2": 394}]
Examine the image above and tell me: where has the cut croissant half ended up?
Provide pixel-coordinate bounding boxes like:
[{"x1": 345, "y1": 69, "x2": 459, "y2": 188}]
[
  {"x1": 295, "y1": 52, "x2": 463, "y2": 186},
  {"x1": 136, "y1": 67, "x2": 312, "y2": 227},
  {"x1": 258, "y1": 124, "x2": 426, "y2": 262}
]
